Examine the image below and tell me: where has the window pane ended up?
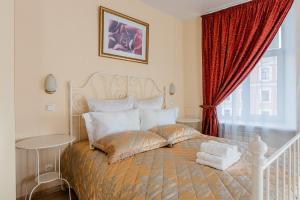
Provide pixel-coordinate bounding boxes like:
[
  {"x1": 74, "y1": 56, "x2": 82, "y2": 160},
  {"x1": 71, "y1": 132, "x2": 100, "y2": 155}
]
[
  {"x1": 260, "y1": 110, "x2": 271, "y2": 116},
  {"x1": 218, "y1": 84, "x2": 243, "y2": 120},
  {"x1": 223, "y1": 108, "x2": 232, "y2": 117},
  {"x1": 236, "y1": 86, "x2": 243, "y2": 117},
  {"x1": 261, "y1": 90, "x2": 270, "y2": 102},
  {"x1": 250, "y1": 56, "x2": 278, "y2": 116},
  {"x1": 268, "y1": 28, "x2": 281, "y2": 50},
  {"x1": 217, "y1": 6, "x2": 297, "y2": 130},
  {"x1": 260, "y1": 67, "x2": 270, "y2": 81},
  {"x1": 221, "y1": 96, "x2": 232, "y2": 117},
  {"x1": 224, "y1": 95, "x2": 232, "y2": 103}
]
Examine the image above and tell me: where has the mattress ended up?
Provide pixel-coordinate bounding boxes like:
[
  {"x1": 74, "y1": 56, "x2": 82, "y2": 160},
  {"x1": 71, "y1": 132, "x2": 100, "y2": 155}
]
[{"x1": 61, "y1": 135, "x2": 261, "y2": 200}]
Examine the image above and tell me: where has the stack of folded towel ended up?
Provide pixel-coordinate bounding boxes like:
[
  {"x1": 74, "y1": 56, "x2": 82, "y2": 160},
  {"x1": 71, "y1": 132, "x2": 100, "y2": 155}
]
[{"x1": 196, "y1": 140, "x2": 241, "y2": 171}]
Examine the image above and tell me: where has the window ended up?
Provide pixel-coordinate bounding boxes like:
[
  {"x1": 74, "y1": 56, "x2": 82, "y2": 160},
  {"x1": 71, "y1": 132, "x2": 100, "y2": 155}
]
[
  {"x1": 224, "y1": 95, "x2": 232, "y2": 103},
  {"x1": 218, "y1": 29, "x2": 281, "y2": 122},
  {"x1": 217, "y1": 9, "x2": 297, "y2": 130},
  {"x1": 260, "y1": 67, "x2": 272, "y2": 81},
  {"x1": 260, "y1": 89, "x2": 271, "y2": 103},
  {"x1": 259, "y1": 109, "x2": 272, "y2": 116},
  {"x1": 222, "y1": 108, "x2": 232, "y2": 117}
]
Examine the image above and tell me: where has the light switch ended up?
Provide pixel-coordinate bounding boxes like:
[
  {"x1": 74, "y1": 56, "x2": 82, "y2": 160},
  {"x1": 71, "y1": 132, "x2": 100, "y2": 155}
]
[{"x1": 46, "y1": 104, "x2": 56, "y2": 112}]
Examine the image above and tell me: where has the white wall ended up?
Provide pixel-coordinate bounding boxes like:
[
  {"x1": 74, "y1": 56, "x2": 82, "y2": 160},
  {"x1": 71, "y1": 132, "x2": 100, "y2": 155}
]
[{"x1": 0, "y1": 0, "x2": 16, "y2": 198}]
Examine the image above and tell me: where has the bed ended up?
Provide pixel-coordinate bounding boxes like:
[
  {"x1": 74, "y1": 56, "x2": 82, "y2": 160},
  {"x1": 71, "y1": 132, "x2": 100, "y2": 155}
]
[
  {"x1": 63, "y1": 72, "x2": 300, "y2": 200},
  {"x1": 62, "y1": 136, "x2": 252, "y2": 200}
]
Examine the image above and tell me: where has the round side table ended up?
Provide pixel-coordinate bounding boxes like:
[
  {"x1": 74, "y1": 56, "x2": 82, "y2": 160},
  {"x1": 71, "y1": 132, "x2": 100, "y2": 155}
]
[{"x1": 16, "y1": 134, "x2": 76, "y2": 200}]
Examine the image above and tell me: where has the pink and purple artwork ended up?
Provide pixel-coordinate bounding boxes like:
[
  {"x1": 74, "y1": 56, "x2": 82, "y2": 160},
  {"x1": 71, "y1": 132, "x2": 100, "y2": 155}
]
[
  {"x1": 108, "y1": 20, "x2": 143, "y2": 55},
  {"x1": 99, "y1": 7, "x2": 149, "y2": 64}
]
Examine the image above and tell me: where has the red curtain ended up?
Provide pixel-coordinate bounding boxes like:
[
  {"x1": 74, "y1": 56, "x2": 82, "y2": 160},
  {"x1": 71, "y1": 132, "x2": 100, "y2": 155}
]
[{"x1": 201, "y1": 0, "x2": 294, "y2": 137}]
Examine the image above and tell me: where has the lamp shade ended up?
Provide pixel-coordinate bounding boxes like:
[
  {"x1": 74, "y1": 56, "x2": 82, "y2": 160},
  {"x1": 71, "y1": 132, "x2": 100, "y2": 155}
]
[
  {"x1": 169, "y1": 83, "x2": 176, "y2": 95},
  {"x1": 45, "y1": 74, "x2": 57, "y2": 94}
]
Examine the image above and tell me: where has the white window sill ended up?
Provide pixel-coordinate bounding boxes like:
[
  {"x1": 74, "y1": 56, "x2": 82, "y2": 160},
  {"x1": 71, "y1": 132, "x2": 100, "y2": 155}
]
[{"x1": 219, "y1": 121, "x2": 297, "y2": 133}]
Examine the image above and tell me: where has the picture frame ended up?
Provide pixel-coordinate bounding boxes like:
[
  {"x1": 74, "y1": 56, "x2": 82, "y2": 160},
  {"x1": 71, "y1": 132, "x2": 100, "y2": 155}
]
[{"x1": 99, "y1": 6, "x2": 149, "y2": 64}]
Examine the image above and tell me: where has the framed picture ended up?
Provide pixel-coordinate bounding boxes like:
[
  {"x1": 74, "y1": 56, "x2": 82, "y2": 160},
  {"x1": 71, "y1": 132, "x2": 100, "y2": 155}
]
[{"x1": 99, "y1": 6, "x2": 149, "y2": 64}]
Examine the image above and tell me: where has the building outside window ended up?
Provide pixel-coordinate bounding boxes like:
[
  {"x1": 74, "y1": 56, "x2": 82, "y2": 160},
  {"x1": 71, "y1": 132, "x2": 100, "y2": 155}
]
[
  {"x1": 260, "y1": 89, "x2": 271, "y2": 103},
  {"x1": 222, "y1": 108, "x2": 232, "y2": 117},
  {"x1": 218, "y1": 25, "x2": 286, "y2": 125},
  {"x1": 218, "y1": 5, "x2": 297, "y2": 131},
  {"x1": 259, "y1": 66, "x2": 272, "y2": 81},
  {"x1": 259, "y1": 109, "x2": 272, "y2": 116}
]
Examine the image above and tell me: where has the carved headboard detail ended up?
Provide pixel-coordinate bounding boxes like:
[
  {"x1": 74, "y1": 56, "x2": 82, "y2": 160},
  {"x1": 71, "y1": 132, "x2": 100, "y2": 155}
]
[{"x1": 69, "y1": 72, "x2": 166, "y2": 141}]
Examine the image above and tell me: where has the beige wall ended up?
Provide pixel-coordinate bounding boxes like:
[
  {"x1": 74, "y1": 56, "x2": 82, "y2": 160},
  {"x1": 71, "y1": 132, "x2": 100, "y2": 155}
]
[
  {"x1": 0, "y1": 0, "x2": 16, "y2": 198},
  {"x1": 15, "y1": 0, "x2": 185, "y2": 140},
  {"x1": 183, "y1": 18, "x2": 202, "y2": 119},
  {"x1": 14, "y1": 0, "x2": 201, "y2": 197}
]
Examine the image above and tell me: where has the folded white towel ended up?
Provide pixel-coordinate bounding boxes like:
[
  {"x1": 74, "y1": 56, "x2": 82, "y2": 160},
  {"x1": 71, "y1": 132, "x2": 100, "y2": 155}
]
[
  {"x1": 207, "y1": 140, "x2": 238, "y2": 152},
  {"x1": 196, "y1": 151, "x2": 241, "y2": 165},
  {"x1": 200, "y1": 142, "x2": 238, "y2": 158},
  {"x1": 196, "y1": 158, "x2": 239, "y2": 171},
  {"x1": 196, "y1": 152, "x2": 241, "y2": 170}
]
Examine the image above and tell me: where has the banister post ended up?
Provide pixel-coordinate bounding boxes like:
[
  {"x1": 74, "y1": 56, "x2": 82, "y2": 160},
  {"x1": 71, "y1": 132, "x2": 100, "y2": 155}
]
[{"x1": 249, "y1": 135, "x2": 268, "y2": 200}]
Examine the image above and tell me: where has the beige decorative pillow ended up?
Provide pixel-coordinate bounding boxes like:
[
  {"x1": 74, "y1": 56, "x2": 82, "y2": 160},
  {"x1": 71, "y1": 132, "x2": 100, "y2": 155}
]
[
  {"x1": 150, "y1": 124, "x2": 202, "y2": 146},
  {"x1": 93, "y1": 131, "x2": 167, "y2": 164}
]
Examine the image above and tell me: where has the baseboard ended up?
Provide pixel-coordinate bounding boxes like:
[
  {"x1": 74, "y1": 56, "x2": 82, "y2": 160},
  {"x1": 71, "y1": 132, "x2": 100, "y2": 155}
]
[{"x1": 16, "y1": 185, "x2": 62, "y2": 200}]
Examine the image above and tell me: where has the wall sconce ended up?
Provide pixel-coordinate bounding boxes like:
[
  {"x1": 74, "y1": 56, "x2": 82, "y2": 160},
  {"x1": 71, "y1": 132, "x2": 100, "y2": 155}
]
[
  {"x1": 169, "y1": 83, "x2": 176, "y2": 96},
  {"x1": 44, "y1": 74, "x2": 57, "y2": 94}
]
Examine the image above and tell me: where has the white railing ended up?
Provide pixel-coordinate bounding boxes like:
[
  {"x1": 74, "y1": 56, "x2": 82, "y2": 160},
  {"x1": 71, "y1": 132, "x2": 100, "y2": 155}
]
[{"x1": 250, "y1": 134, "x2": 300, "y2": 200}]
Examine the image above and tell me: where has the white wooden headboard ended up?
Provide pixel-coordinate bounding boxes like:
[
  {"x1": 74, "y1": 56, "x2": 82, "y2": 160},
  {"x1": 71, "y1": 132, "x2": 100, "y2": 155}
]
[{"x1": 69, "y1": 72, "x2": 166, "y2": 142}]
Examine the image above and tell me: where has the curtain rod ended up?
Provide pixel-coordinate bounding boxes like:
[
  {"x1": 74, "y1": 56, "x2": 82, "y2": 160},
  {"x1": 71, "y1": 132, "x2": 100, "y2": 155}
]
[{"x1": 202, "y1": 0, "x2": 251, "y2": 16}]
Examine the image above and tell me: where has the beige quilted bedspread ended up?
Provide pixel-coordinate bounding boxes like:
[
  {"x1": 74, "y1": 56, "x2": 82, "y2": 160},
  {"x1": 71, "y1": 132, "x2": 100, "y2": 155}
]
[{"x1": 62, "y1": 135, "x2": 255, "y2": 200}]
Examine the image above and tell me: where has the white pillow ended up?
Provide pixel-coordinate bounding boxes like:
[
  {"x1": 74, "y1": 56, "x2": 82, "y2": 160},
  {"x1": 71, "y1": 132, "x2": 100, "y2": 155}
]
[
  {"x1": 134, "y1": 96, "x2": 164, "y2": 110},
  {"x1": 82, "y1": 109, "x2": 140, "y2": 146},
  {"x1": 140, "y1": 108, "x2": 179, "y2": 130},
  {"x1": 87, "y1": 96, "x2": 134, "y2": 112}
]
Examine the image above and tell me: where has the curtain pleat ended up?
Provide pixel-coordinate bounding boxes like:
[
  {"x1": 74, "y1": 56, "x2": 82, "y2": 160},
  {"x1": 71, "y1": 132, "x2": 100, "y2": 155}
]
[{"x1": 201, "y1": 0, "x2": 294, "y2": 136}]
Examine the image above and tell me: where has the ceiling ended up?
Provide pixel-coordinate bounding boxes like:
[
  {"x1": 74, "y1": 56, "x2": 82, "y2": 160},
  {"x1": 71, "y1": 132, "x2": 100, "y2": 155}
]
[{"x1": 140, "y1": 0, "x2": 250, "y2": 19}]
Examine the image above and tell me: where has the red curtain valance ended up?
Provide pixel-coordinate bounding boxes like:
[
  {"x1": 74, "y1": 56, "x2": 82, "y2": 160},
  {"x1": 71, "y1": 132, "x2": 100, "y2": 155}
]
[{"x1": 201, "y1": 0, "x2": 294, "y2": 136}]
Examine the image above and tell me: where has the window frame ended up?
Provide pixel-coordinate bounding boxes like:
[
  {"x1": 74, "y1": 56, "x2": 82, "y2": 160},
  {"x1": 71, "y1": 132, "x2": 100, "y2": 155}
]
[
  {"x1": 224, "y1": 95, "x2": 232, "y2": 103},
  {"x1": 218, "y1": 25, "x2": 286, "y2": 125},
  {"x1": 222, "y1": 108, "x2": 232, "y2": 117},
  {"x1": 260, "y1": 88, "x2": 272, "y2": 103},
  {"x1": 258, "y1": 109, "x2": 272, "y2": 116},
  {"x1": 259, "y1": 66, "x2": 272, "y2": 82}
]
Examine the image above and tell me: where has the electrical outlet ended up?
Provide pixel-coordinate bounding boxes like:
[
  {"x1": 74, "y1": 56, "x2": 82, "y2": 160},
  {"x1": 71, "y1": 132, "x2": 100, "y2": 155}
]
[{"x1": 45, "y1": 164, "x2": 54, "y2": 172}]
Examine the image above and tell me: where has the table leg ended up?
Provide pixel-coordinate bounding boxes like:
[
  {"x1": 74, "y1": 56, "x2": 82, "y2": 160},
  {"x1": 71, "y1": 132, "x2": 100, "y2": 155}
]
[
  {"x1": 55, "y1": 149, "x2": 57, "y2": 172},
  {"x1": 58, "y1": 147, "x2": 71, "y2": 199},
  {"x1": 61, "y1": 178, "x2": 72, "y2": 200},
  {"x1": 58, "y1": 147, "x2": 64, "y2": 191},
  {"x1": 29, "y1": 149, "x2": 40, "y2": 200},
  {"x1": 29, "y1": 184, "x2": 40, "y2": 200},
  {"x1": 24, "y1": 185, "x2": 28, "y2": 200},
  {"x1": 36, "y1": 149, "x2": 40, "y2": 184}
]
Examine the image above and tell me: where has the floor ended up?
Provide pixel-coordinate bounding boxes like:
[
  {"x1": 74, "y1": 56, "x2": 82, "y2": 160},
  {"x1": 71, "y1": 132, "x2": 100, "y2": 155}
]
[
  {"x1": 35, "y1": 190, "x2": 77, "y2": 200},
  {"x1": 36, "y1": 191, "x2": 68, "y2": 200}
]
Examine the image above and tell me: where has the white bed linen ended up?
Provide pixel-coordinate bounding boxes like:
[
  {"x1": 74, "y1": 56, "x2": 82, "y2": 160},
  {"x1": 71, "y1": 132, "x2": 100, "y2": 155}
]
[
  {"x1": 140, "y1": 108, "x2": 178, "y2": 130},
  {"x1": 134, "y1": 96, "x2": 164, "y2": 110},
  {"x1": 82, "y1": 109, "x2": 140, "y2": 146},
  {"x1": 88, "y1": 96, "x2": 134, "y2": 112}
]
